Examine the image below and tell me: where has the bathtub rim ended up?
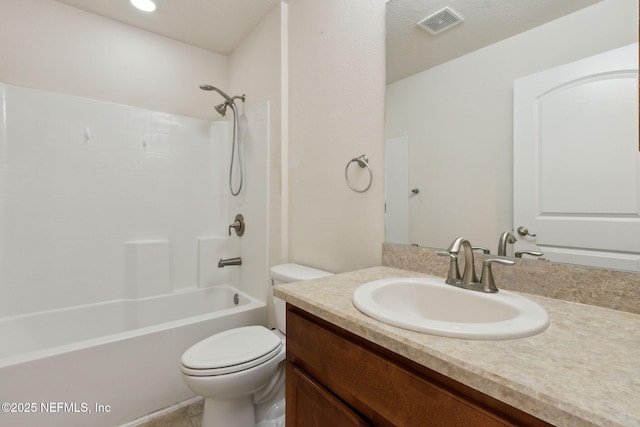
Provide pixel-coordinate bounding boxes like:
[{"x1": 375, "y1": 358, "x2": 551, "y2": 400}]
[{"x1": 0, "y1": 284, "x2": 265, "y2": 369}]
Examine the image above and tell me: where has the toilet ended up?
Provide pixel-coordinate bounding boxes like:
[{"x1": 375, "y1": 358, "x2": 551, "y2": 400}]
[{"x1": 180, "y1": 263, "x2": 333, "y2": 427}]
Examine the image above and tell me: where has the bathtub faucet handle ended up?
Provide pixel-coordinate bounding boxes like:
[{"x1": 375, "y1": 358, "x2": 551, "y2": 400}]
[{"x1": 228, "y1": 214, "x2": 245, "y2": 236}]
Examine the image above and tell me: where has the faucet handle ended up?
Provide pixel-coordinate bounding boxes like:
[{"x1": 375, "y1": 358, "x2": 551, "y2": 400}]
[
  {"x1": 437, "y1": 251, "x2": 461, "y2": 285},
  {"x1": 515, "y1": 250, "x2": 543, "y2": 258},
  {"x1": 480, "y1": 258, "x2": 515, "y2": 293},
  {"x1": 228, "y1": 214, "x2": 245, "y2": 236}
]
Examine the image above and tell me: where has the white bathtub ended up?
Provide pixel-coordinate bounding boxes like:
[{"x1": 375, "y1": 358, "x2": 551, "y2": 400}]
[{"x1": 0, "y1": 285, "x2": 267, "y2": 427}]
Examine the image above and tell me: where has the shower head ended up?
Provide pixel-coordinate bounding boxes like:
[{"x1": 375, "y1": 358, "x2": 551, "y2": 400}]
[
  {"x1": 199, "y1": 84, "x2": 233, "y2": 102},
  {"x1": 215, "y1": 102, "x2": 228, "y2": 117},
  {"x1": 200, "y1": 84, "x2": 245, "y2": 118}
]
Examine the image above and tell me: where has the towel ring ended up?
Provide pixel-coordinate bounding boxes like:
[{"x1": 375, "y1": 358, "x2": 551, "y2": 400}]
[{"x1": 345, "y1": 154, "x2": 373, "y2": 193}]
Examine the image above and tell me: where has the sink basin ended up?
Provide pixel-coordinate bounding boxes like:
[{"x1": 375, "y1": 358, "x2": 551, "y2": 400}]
[{"x1": 352, "y1": 277, "x2": 549, "y2": 340}]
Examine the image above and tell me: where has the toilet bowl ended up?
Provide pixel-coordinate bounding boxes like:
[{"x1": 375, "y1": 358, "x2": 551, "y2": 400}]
[{"x1": 180, "y1": 263, "x2": 333, "y2": 427}]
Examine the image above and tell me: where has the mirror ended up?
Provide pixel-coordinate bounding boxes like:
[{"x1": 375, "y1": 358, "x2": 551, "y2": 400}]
[{"x1": 384, "y1": 0, "x2": 639, "y2": 270}]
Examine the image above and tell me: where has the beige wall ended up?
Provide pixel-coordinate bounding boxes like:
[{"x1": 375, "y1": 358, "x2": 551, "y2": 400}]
[
  {"x1": 287, "y1": 0, "x2": 386, "y2": 273},
  {"x1": 228, "y1": 4, "x2": 284, "y2": 271},
  {"x1": 385, "y1": 0, "x2": 638, "y2": 253},
  {"x1": 0, "y1": 0, "x2": 227, "y2": 120}
]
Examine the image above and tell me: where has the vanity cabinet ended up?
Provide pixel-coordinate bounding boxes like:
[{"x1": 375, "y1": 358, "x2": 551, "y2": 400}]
[
  {"x1": 285, "y1": 305, "x2": 552, "y2": 427},
  {"x1": 287, "y1": 364, "x2": 370, "y2": 426}
]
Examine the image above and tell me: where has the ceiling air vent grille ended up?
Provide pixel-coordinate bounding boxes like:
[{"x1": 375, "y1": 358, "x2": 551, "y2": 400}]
[{"x1": 417, "y1": 7, "x2": 464, "y2": 35}]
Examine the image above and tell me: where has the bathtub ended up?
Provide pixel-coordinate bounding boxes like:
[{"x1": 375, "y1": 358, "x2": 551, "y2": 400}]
[{"x1": 0, "y1": 285, "x2": 266, "y2": 427}]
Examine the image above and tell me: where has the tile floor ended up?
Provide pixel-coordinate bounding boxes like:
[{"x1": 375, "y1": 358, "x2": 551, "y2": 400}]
[{"x1": 134, "y1": 399, "x2": 203, "y2": 427}]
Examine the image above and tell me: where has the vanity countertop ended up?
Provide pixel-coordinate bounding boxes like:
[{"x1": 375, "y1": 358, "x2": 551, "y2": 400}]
[{"x1": 274, "y1": 266, "x2": 640, "y2": 427}]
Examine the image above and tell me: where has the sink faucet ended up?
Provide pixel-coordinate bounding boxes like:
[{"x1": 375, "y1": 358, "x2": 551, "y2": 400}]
[
  {"x1": 446, "y1": 237, "x2": 478, "y2": 286},
  {"x1": 218, "y1": 257, "x2": 242, "y2": 268},
  {"x1": 497, "y1": 231, "x2": 517, "y2": 256},
  {"x1": 439, "y1": 237, "x2": 514, "y2": 293}
]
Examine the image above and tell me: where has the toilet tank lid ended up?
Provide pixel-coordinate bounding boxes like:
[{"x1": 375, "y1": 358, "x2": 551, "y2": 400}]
[{"x1": 270, "y1": 263, "x2": 333, "y2": 282}]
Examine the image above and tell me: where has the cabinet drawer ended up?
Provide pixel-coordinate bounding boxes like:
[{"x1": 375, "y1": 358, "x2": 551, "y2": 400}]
[
  {"x1": 286, "y1": 362, "x2": 371, "y2": 426},
  {"x1": 286, "y1": 305, "x2": 551, "y2": 427}
]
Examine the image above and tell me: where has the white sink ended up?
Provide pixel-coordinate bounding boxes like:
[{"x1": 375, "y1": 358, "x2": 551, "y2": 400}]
[{"x1": 352, "y1": 277, "x2": 549, "y2": 340}]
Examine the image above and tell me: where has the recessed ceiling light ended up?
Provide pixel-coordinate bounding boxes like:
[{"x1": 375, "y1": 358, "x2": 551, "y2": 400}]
[{"x1": 130, "y1": 0, "x2": 156, "y2": 12}]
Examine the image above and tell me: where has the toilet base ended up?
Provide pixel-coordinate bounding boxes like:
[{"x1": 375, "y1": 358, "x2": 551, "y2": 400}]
[
  {"x1": 202, "y1": 396, "x2": 255, "y2": 427},
  {"x1": 256, "y1": 399, "x2": 285, "y2": 427}
]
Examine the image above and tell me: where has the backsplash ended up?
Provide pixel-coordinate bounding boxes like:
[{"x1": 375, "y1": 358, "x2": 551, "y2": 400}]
[{"x1": 382, "y1": 243, "x2": 640, "y2": 315}]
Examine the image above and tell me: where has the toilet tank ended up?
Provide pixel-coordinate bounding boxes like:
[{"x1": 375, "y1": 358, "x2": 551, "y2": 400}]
[{"x1": 271, "y1": 263, "x2": 333, "y2": 333}]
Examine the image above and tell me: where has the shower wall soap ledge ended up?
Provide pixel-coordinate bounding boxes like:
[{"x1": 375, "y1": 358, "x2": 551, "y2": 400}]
[{"x1": 124, "y1": 240, "x2": 170, "y2": 298}]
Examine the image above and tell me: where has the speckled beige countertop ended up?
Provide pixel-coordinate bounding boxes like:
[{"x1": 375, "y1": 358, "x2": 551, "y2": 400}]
[{"x1": 274, "y1": 266, "x2": 640, "y2": 427}]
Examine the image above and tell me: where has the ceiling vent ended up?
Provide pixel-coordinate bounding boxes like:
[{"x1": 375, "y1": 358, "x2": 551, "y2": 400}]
[{"x1": 417, "y1": 7, "x2": 464, "y2": 35}]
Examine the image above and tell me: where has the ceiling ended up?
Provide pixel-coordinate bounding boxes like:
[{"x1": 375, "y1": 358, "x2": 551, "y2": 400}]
[
  {"x1": 53, "y1": 0, "x2": 602, "y2": 83},
  {"x1": 386, "y1": 0, "x2": 603, "y2": 82},
  {"x1": 52, "y1": 0, "x2": 281, "y2": 55}
]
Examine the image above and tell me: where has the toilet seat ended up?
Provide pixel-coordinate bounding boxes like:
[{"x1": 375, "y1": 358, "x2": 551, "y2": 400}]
[{"x1": 181, "y1": 326, "x2": 282, "y2": 377}]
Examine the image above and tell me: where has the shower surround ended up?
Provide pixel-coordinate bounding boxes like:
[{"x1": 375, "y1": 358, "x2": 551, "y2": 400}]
[
  {"x1": 1, "y1": 83, "x2": 227, "y2": 315},
  {"x1": 0, "y1": 83, "x2": 270, "y2": 425}
]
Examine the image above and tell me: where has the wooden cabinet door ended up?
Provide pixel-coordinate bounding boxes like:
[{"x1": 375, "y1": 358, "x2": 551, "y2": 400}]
[{"x1": 286, "y1": 362, "x2": 371, "y2": 427}]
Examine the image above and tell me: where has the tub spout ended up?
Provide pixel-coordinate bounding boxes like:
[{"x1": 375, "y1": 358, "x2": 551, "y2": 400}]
[{"x1": 218, "y1": 257, "x2": 242, "y2": 268}]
